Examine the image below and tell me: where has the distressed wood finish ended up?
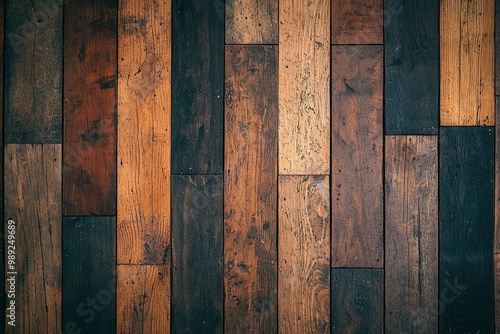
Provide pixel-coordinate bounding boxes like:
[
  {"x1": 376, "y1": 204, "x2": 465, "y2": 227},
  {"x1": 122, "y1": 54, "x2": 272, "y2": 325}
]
[
  {"x1": 226, "y1": 0, "x2": 278, "y2": 44},
  {"x1": 0, "y1": 2, "x2": 4, "y2": 330},
  {"x1": 331, "y1": 0, "x2": 383, "y2": 44},
  {"x1": 278, "y1": 176, "x2": 330, "y2": 333},
  {"x1": 496, "y1": 1, "x2": 499, "y2": 95},
  {"x1": 496, "y1": 254, "x2": 500, "y2": 332},
  {"x1": 331, "y1": 45, "x2": 383, "y2": 268},
  {"x1": 496, "y1": 98, "x2": 500, "y2": 253}
]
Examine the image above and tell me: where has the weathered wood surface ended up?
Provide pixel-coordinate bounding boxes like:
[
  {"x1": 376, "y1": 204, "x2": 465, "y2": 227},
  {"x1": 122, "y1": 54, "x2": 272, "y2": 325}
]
[
  {"x1": 226, "y1": 0, "x2": 278, "y2": 44},
  {"x1": 332, "y1": 0, "x2": 383, "y2": 44}
]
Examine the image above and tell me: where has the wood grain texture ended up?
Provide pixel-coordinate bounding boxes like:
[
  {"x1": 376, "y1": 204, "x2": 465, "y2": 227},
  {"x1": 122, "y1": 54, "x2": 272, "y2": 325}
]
[
  {"x1": 226, "y1": 0, "x2": 278, "y2": 44},
  {"x1": 172, "y1": 175, "x2": 223, "y2": 333},
  {"x1": 385, "y1": 0, "x2": 439, "y2": 134},
  {"x1": 0, "y1": 1, "x2": 4, "y2": 331},
  {"x1": 63, "y1": 0, "x2": 117, "y2": 215},
  {"x1": 4, "y1": 0, "x2": 62, "y2": 143},
  {"x1": 279, "y1": 0, "x2": 330, "y2": 175},
  {"x1": 4, "y1": 144, "x2": 62, "y2": 333},
  {"x1": 331, "y1": 45, "x2": 383, "y2": 268},
  {"x1": 172, "y1": 0, "x2": 223, "y2": 174},
  {"x1": 496, "y1": 1, "x2": 499, "y2": 95},
  {"x1": 117, "y1": 0, "x2": 170, "y2": 264},
  {"x1": 117, "y1": 265, "x2": 170, "y2": 333},
  {"x1": 331, "y1": 0, "x2": 383, "y2": 44},
  {"x1": 385, "y1": 136, "x2": 438, "y2": 334},
  {"x1": 496, "y1": 98, "x2": 500, "y2": 253},
  {"x1": 440, "y1": 127, "x2": 494, "y2": 333},
  {"x1": 224, "y1": 45, "x2": 278, "y2": 333},
  {"x1": 496, "y1": 254, "x2": 500, "y2": 332},
  {"x1": 278, "y1": 176, "x2": 330, "y2": 333},
  {"x1": 440, "y1": 0, "x2": 495, "y2": 126},
  {"x1": 63, "y1": 217, "x2": 116, "y2": 333},
  {"x1": 331, "y1": 269, "x2": 383, "y2": 334}
]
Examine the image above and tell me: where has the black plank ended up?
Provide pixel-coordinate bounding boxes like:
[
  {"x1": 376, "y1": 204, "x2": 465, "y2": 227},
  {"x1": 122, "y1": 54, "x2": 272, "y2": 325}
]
[
  {"x1": 172, "y1": 0, "x2": 224, "y2": 174},
  {"x1": 63, "y1": 217, "x2": 116, "y2": 333},
  {"x1": 384, "y1": 0, "x2": 439, "y2": 134},
  {"x1": 440, "y1": 127, "x2": 495, "y2": 333},
  {"x1": 172, "y1": 175, "x2": 224, "y2": 333}
]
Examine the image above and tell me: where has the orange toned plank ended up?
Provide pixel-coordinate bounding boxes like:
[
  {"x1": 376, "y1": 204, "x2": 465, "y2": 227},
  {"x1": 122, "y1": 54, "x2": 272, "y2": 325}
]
[
  {"x1": 331, "y1": 0, "x2": 383, "y2": 44},
  {"x1": 4, "y1": 144, "x2": 61, "y2": 333},
  {"x1": 117, "y1": 265, "x2": 170, "y2": 333},
  {"x1": 441, "y1": 0, "x2": 495, "y2": 126},
  {"x1": 117, "y1": 0, "x2": 170, "y2": 264},
  {"x1": 278, "y1": 176, "x2": 330, "y2": 333},
  {"x1": 226, "y1": 0, "x2": 278, "y2": 44},
  {"x1": 279, "y1": 0, "x2": 330, "y2": 174}
]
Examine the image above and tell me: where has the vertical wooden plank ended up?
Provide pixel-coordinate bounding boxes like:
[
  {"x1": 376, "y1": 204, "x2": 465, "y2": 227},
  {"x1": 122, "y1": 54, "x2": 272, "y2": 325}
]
[
  {"x1": 441, "y1": 0, "x2": 495, "y2": 126},
  {"x1": 496, "y1": 1, "x2": 500, "y2": 95},
  {"x1": 117, "y1": 0, "x2": 170, "y2": 264},
  {"x1": 117, "y1": 265, "x2": 170, "y2": 333},
  {"x1": 385, "y1": 0, "x2": 439, "y2": 134},
  {"x1": 225, "y1": 0, "x2": 278, "y2": 44},
  {"x1": 62, "y1": 217, "x2": 116, "y2": 333},
  {"x1": 279, "y1": 0, "x2": 330, "y2": 175},
  {"x1": 63, "y1": 0, "x2": 117, "y2": 215},
  {"x1": 385, "y1": 136, "x2": 438, "y2": 333},
  {"x1": 172, "y1": 175, "x2": 223, "y2": 333},
  {"x1": 4, "y1": 144, "x2": 61, "y2": 333},
  {"x1": 331, "y1": 45, "x2": 383, "y2": 268},
  {"x1": 495, "y1": 98, "x2": 500, "y2": 253},
  {"x1": 440, "y1": 127, "x2": 494, "y2": 332},
  {"x1": 0, "y1": 1, "x2": 5, "y2": 331},
  {"x1": 224, "y1": 45, "x2": 278, "y2": 333},
  {"x1": 172, "y1": 0, "x2": 223, "y2": 174},
  {"x1": 495, "y1": 254, "x2": 500, "y2": 332},
  {"x1": 331, "y1": 0, "x2": 383, "y2": 44},
  {"x1": 4, "y1": 0, "x2": 62, "y2": 143},
  {"x1": 278, "y1": 176, "x2": 330, "y2": 333},
  {"x1": 331, "y1": 269, "x2": 383, "y2": 333}
]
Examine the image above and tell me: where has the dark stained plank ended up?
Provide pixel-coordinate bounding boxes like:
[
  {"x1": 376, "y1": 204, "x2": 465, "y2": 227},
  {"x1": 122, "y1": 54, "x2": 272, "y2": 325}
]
[
  {"x1": 331, "y1": 268, "x2": 383, "y2": 333},
  {"x1": 172, "y1": 175, "x2": 223, "y2": 333},
  {"x1": 62, "y1": 217, "x2": 116, "y2": 334},
  {"x1": 4, "y1": 144, "x2": 62, "y2": 333},
  {"x1": 172, "y1": 0, "x2": 223, "y2": 174},
  {"x1": 63, "y1": 0, "x2": 117, "y2": 215},
  {"x1": 279, "y1": 176, "x2": 330, "y2": 333},
  {"x1": 496, "y1": 98, "x2": 500, "y2": 253},
  {"x1": 226, "y1": 0, "x2": 278, "y2": 44},
  {"x1": 331, "y1": 45, "x2": 383, "y2": 268},
  {"x1": 5, "y1": 0, "x2": 62, "y2": 143},
  {"x1": 331, "y1": 0, "x2": 383, "y2": 44},
  {"x1": 385, "y1": 0, "x2": 439, "y2": 134},
  {"x1": 224, "y1": 45, "x2": 278, "y2": 333},
  {"x1": 385, "y1": 136, "x2": 438, "y2": 333},
  {"x1": 495, "y1": 254, "x2": 500, "y2": 332},
  {"x1": 440, "y1": 127, "x2": 495, "y2": 333},
  {"x1": 0, "y1": 1, "x2": 4, "y2": 331}
]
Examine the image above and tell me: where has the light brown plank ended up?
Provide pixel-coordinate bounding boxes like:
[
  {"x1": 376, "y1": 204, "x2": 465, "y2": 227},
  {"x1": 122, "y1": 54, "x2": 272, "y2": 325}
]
[
  {"x1": 331, "y1": 0, "x2": 383, "y2": 44},
  {"x1": 226, "y1": 0, "x2": 278, "y2": 44}
]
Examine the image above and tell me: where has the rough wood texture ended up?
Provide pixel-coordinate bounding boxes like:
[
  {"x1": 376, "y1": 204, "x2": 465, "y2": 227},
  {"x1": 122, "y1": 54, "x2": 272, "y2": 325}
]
[
  {"x1": 278, "y1": 176, "x2": 330, "y2": 333},
  {"x1": 5, "y1": 0, "x2": 62, "y2": 143},
  {"x1": 331, "y1": 45, "x2": 383, "y2": 268},
  {"x1": 117, "y1": 265, "x2": 170, "y2": 333},
  {"x1": 440, "y1": 127, "x2": 494, "y2": 333},
  {"x1": 496, "y1": 98, "x2": 500, "y2": 253},
  {"x1": 496, "y1": 254, "x2": 500, "y2": 332},
  {"x1": 63, "y1": 217, "x2": 116, "y2": 333},
  {"x1": 496, "y1": 1, "x2": 499, "y2": 95},
  {"x1": 117, "y1": 0, "x2": 170, "y2": 264},
  {"x1": 331, "y1": 269, "x2": 383, "y2": 333},
  {"x1": 0, "y1": 2, "x2": 5, "y2": 330},
  {"x1": 224, "y1": 45, "x2": 278, "y2": 333},
  {"x1": 331, "y1": 0, "x2": 383, "y2": 44},
  {"x1": 226, "y1": 0, "x2": 278, "y2": 44},
  {"x1": 440, "y1": 0, "x2": 495, "y2": 126},
  {"x1": 385, "y1": 136, "x2": 438, "y2": 333},
  {"x1": 172, "y1": 175, "x2": 223, "y2": 333},
  {"x1": 63, "y1": 0, "x2": 117, "y2": 215},
  {"x1": 385, "y1": 0, "x2": 439, "y2": 134},
  {"x1": 4, "y1": 144, "x2": 62, "y2": 333},
  {"x1": 172, "y1": 0, "x2": 223, "y2": 174},
  {"x1": 279, "y1": 0, "x2": 330, "y2": 174}
]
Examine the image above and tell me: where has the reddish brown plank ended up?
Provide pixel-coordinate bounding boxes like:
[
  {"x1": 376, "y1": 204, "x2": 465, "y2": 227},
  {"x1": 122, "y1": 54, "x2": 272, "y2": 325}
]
[{"x1": 331, "y1": 0, "x2": 383, "y2": 44}]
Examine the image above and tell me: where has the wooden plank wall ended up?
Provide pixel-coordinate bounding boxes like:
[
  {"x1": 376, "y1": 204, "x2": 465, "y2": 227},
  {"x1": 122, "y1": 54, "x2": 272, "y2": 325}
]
[{"x1": 1, "y1": 0, "x2": 499, "y2": 333}]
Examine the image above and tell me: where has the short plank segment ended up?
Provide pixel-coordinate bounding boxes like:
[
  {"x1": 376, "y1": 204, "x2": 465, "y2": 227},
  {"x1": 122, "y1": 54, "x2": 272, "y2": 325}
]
[
  {"x1": 4, "y1": 144, "x2": 62, "y2": 333},
  {"x1": 279, "y1": 0, "x2": 330, "y2": 175},
  {"x1": 331, "y1": 269, "x2": 383, "y2": 333},
  {"x1": 496, "y1": 254, "x2": 500, "y2": 332},
  {"x1": 226, "y1": 0, "x2": 278, "y2": 44},
  {"x1": 441, "y1": 0, "x2": 495, "y2": 126},
  {"x1": 172, "y1": 175, "x2": 223, "y2": 333},
  {"x1": 62, "y1": 217, "x2": 116, "y2": 333},
  {"x1": 224, "y1": 45, "x2": 278, "y2": 333},
  {"x1": 385, "y1": 136, "x2": 438, "y2": 333},
  {"x1": 172, "y1": 0, "x2": 224, "y2": 174},
  {"x1": 63, "y1": 0, "x2": 117, "y2": 215},
  {"x1": 496, "y1": 98, "x2": 500, "y2": 253},
  {"x1": 496, "y1": 2, "x2": 500, "y2": 95},
  {"x1": 278, "y1": 176, "x2": 330, "y2": 333},
  {"x1": 331, "y1": 45, "x2": 383, "y2": 268},
  {"x1": 440, "y1": 127, "x2": 494, "y2": 332},
  {"x1": 385, "y1": 0, "x2": 439, "y2": 134},
  {"x1": 331, "y1": 0, "x2": 383, "y2": 44}
]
